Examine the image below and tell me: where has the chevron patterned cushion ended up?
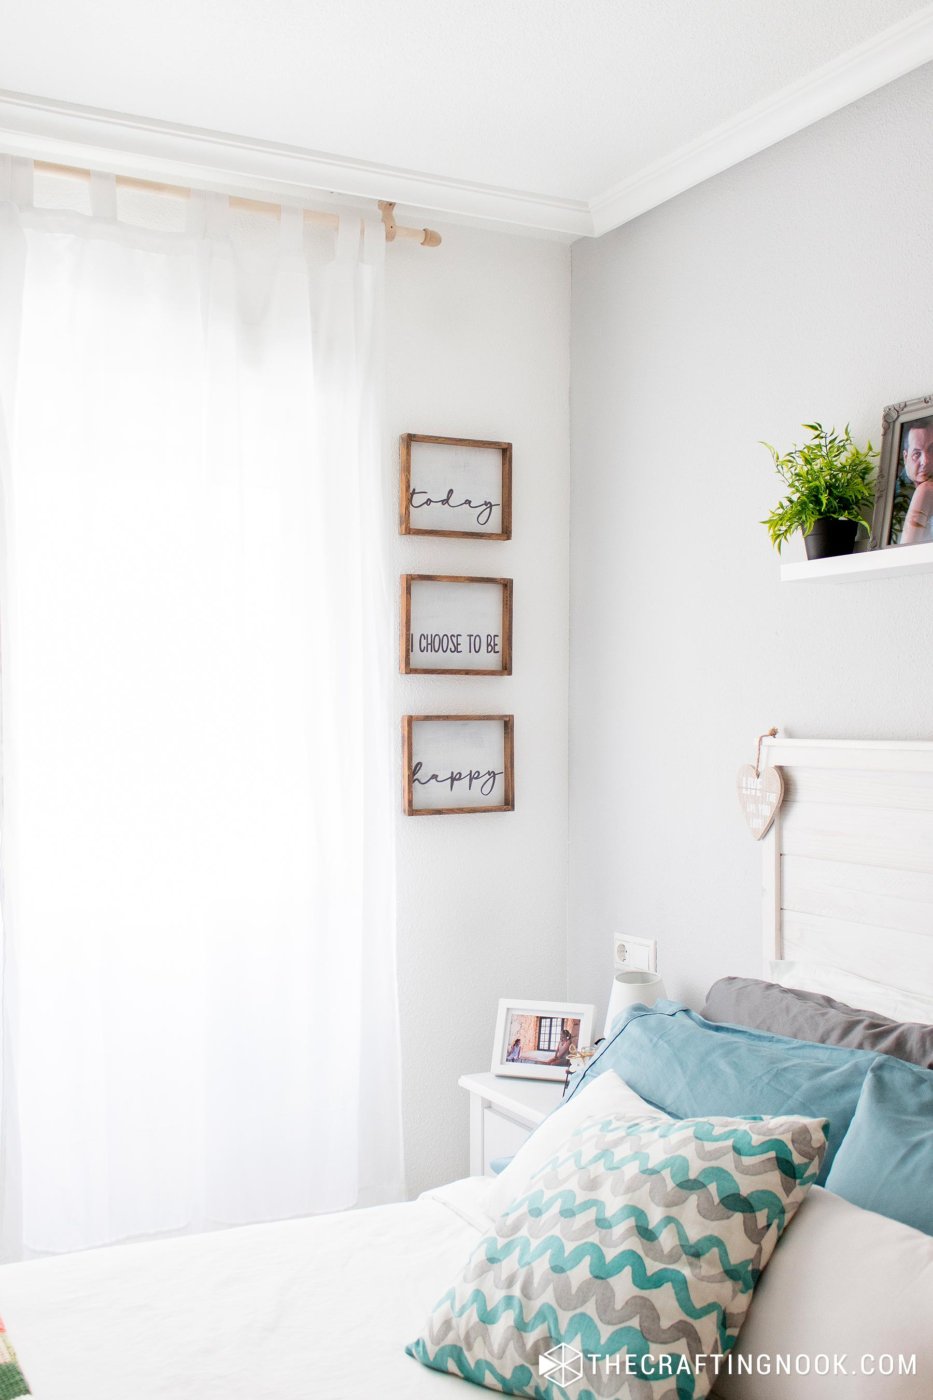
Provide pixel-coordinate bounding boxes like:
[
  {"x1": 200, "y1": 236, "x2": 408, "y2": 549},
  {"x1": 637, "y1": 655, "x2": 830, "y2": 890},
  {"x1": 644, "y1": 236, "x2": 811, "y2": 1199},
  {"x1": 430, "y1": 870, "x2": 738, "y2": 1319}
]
[{"x1": 408, "y1": 1107, "x2": 827, "y2": 1399}]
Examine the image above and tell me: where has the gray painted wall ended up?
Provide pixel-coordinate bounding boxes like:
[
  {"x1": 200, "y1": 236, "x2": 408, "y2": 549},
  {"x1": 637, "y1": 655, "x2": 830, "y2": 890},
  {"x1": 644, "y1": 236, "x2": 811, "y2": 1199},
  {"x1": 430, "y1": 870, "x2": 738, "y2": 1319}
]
[{"x1": 569, "y1": 65, "x2": 933, "y2": 1020}]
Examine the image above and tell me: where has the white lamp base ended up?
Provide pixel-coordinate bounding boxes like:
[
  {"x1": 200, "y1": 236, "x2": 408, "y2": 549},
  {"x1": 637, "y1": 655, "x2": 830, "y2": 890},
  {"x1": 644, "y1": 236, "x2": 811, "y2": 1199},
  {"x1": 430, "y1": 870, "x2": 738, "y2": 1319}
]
[{"x1": 604, "y1": 970, "x2": 667, "y2": 1038}]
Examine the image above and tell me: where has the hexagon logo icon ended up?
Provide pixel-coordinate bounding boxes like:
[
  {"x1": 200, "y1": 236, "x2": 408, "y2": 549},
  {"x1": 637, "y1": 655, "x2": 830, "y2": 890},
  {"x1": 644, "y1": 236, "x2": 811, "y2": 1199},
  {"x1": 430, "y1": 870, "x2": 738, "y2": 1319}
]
[{"x1": 538, "y1": 1342, "x2": 584, "y2": 1388}]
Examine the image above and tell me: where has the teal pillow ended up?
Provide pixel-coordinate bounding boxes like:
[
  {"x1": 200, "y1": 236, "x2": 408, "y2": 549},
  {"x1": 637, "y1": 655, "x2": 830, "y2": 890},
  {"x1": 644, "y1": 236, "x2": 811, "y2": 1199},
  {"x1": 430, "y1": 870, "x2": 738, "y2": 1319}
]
[
  {"x1": 567, "y1": 1002, "x2": 877, "y2": 1182},
  {"x1": 409, "y1": 1107, "x2": 828, "y2": 1399},
  {"x1": 825, "y1": 1055, "x2": 933, "y2": 1235}
]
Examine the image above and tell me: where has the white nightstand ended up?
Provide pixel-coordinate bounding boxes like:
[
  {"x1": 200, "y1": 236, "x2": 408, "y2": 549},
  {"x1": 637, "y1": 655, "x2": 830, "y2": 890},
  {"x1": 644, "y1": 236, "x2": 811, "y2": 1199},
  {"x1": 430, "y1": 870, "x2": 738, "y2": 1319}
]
[{"x1": 459, "y1": 1071, "x2": 566, "y2": 1176}]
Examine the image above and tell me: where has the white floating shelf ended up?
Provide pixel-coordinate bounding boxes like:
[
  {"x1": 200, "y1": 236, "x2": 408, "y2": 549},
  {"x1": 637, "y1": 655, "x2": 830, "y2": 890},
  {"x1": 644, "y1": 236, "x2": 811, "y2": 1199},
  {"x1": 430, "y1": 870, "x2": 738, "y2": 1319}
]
[{"x1": 781, "y1": 541, "x2": 933, "y2": 583}]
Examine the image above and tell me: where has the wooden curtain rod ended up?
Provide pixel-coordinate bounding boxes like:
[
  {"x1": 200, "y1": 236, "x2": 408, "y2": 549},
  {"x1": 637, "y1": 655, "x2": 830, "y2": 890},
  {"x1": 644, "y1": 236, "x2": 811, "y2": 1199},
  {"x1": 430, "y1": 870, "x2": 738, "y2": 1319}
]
[{"x1": 33, "y1": 161, "x2": 442, "y2": 247}]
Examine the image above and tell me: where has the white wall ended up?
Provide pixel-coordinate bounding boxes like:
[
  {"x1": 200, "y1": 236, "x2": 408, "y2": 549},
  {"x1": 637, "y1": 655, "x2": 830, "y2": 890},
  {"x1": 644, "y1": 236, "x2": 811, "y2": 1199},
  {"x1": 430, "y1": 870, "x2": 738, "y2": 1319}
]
[
  {"x1": 386, "y1": 225, "x2": 571, "y2": 1196},
  {"x1": 569, "y1": 65, "x2": 933, "y2": 1020}
]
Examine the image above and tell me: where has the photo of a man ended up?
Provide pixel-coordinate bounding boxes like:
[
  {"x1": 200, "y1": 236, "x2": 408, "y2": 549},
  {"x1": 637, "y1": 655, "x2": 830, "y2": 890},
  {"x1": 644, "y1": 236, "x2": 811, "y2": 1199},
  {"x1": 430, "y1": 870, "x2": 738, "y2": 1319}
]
[{"x1": 891, "y1": 415, "x2": 933, "y2": 545}]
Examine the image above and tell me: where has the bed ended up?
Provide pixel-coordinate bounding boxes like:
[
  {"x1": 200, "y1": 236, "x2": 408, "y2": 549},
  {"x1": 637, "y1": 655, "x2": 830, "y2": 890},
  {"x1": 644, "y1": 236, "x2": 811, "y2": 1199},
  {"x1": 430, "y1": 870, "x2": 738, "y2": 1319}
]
[
  {"x1": 2, "y1": 737, "x2": 932, "y2": 1398},
  {"x1": 0, "y1": 1176, "x2": 496, "y2": 1399}
]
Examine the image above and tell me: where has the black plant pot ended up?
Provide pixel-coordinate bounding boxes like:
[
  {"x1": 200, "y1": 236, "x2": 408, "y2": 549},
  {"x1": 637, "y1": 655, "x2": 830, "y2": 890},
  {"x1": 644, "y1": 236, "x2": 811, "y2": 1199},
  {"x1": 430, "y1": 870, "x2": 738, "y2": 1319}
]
[{"x1": 803, "y1": 517, "x2": 859, "y2": 560}]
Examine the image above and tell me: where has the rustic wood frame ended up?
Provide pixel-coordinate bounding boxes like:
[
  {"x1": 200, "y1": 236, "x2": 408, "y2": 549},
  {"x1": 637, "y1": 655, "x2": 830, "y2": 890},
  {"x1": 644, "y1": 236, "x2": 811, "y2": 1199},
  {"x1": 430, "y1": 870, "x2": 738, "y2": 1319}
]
[
  {"x1": 402, "y1": 714, "x2": 515, "y2": 815},
  {"x1": 870, "y1": 392, "x2": 933, "y2": 548},
  {"x1": 399, "y1": 433, "x2": 513, "y2": 540},
  {"x1": 400, "y1": 574, "x2": 513, "y2": 676}
]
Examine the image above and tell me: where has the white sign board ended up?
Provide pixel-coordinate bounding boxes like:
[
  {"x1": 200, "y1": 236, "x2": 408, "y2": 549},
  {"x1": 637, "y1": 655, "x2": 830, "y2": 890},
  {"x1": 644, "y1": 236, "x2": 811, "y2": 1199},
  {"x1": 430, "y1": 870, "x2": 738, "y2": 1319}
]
[
  {"x1": 400, "y1": 435, "x2": 511, "y2": 539},
  {"x1": 402, "y1": 575, "x2": 512, "y2": 675},
  {"x1": 403, "y1": 716, "x2": 514, "y2": 814}
]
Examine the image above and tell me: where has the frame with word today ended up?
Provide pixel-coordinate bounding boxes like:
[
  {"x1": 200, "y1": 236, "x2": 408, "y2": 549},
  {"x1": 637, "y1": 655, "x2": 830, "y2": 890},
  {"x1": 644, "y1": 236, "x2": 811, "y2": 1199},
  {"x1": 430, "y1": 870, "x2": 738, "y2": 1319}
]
[
  {"x1": 399, "y1": 433, "x2": 512, "y2": 539},
  {"x1": 402, "y1": 715, "x2": 515, "y2": 815},
  {"x1": 401, "y1": 575, "x2": 513, "y2": 676}
]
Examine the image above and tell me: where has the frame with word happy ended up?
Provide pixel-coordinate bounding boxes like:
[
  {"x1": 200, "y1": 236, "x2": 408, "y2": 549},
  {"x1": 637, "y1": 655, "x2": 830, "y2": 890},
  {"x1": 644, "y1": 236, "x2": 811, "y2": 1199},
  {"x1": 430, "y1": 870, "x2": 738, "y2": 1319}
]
[
  {"x1": 399, "y1": 434, "x2": 512, "y2": 540},
  {"x1": 401, "y1": 575, "x2": 512, "y2": 676},
  {"x1": 402, "y1": 715, "x2": 515, "y2": 815}
]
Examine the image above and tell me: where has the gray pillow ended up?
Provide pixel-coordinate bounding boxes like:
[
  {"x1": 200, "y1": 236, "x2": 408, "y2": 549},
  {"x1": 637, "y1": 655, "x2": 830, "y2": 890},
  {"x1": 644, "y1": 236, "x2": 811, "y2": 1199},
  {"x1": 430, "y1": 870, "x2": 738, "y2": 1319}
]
[{"x1": 702, "y1": 975, "x2": 933, "y2": 1069}]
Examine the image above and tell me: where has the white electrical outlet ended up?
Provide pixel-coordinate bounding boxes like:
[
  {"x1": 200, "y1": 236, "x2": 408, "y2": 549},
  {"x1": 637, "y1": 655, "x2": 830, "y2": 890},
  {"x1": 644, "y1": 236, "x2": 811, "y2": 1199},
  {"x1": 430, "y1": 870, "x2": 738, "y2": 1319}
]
[{"x1": 613, "y1": 934, "x2": 658, "y2": 974}]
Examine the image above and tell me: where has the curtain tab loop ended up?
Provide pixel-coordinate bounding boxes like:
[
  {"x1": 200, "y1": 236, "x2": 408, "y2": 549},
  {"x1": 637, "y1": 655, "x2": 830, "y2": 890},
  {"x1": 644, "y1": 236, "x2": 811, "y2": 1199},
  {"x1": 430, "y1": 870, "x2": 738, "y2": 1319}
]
[
  {"x1": 361, "y1": 217, "x2": 386, "y2": 271},
  {"x1": 186, "y1": 191, "x2": 228, "y2": 241},
  {"x1": 280, "y1": 204, "x2": 303, "y2": 253},
  {"x1": 186, "y1": 189, "x2": 208, "y2": 238},
  {"x1": 203, "y1": 191, "x2": 229, "y2": 239},
  {"x1": 10, "y1": 158, "x2": 34, "y2": 209},
  {"x1": 89, "y1": 170, "x2": 117, "y2": 221},
  {"x1": 335, "y1": 214, "x2": 360, "y2": 263}
]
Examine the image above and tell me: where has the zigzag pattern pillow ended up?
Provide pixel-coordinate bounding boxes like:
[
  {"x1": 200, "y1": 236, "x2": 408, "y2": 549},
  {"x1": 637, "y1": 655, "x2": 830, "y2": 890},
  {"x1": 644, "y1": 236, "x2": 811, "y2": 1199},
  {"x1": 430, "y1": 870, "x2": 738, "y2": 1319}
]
[{"x1": 409, "y1": 1108, "x2": 827, "y2": 1399}]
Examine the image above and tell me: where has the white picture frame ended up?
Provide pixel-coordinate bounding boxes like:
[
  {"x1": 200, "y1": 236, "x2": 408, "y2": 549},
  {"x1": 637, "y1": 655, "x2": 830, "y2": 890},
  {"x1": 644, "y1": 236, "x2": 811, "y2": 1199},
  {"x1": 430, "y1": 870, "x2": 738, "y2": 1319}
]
[{"x1": 491, "y1": 998, "x2": 597, "y2": 1081}]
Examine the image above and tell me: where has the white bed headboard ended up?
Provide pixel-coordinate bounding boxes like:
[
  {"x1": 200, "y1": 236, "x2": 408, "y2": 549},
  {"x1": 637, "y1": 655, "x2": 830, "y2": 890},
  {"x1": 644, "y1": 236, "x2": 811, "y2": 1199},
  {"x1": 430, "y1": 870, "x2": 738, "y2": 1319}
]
[{"x1": 761, "y1": 737, "x2": 933, "y2": 1000}]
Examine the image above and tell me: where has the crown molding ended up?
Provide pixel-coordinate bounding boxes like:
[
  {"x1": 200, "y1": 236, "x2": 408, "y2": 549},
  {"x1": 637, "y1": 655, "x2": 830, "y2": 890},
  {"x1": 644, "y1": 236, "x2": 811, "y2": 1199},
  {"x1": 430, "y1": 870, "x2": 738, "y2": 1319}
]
[
  {"x1": 590, "y1": 6, "x2": 933, "y2": 236},
  {"x1": 2, "y1": 10, "x2": 931, "y2": 244},
  {"x1": 0, "y1": 90, "x2": 593, "y2": 240}
]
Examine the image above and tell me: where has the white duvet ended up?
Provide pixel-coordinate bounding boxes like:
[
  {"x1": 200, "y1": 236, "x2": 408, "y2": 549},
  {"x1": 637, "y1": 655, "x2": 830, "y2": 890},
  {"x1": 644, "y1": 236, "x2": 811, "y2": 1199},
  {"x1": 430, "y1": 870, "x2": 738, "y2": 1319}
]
[
  {"x1": 7, "y1": 1166, "x2": 927, "y2": 1400},
  {"x1": 0, "y1": 1177, "x2": 493, "y2": 1400}
]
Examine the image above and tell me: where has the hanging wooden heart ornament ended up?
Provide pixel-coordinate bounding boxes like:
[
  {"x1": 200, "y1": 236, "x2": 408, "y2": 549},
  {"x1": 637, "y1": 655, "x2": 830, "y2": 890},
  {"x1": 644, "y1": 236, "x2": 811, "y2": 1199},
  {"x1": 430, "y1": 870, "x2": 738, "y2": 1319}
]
[{"x1": 736, "y1": 727, "x2": 784, "y2": 840}]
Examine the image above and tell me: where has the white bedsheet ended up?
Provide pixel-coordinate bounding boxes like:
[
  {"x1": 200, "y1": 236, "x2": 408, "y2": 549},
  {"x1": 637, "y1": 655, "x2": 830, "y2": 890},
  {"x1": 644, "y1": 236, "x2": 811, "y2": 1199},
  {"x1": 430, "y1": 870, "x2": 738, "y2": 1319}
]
[{"x1": 0, "y1": 1176, "x2": 493, "y2": 1400}]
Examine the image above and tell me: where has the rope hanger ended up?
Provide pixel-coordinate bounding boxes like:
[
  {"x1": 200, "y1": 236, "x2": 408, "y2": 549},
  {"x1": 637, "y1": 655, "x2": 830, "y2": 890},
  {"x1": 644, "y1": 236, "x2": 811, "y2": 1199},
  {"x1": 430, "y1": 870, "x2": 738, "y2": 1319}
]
[{"x1": 753, "y1": 727, "x2": 779, "y2": 778}]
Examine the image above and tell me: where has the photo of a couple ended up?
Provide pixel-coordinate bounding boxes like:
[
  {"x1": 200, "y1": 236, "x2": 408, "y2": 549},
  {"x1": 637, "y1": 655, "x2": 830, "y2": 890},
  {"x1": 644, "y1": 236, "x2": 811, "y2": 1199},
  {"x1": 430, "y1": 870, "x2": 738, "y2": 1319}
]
[{"x1": 503, "y1": 1012, "x2": 581, "y2": 1068}]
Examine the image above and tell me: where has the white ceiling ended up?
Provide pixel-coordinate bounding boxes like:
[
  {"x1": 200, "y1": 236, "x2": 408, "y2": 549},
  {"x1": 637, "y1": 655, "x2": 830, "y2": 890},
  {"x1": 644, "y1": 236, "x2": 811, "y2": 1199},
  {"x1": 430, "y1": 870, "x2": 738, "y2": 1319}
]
[{"x1": 1, "y1": 0, "x2": 932, "y2": 236}]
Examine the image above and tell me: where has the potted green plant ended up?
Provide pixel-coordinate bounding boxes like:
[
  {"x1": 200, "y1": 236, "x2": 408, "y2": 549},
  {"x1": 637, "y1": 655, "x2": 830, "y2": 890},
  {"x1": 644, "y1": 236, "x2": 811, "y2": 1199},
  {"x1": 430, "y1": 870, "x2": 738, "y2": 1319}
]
[{"x1": 761, "y1": 422, "x2": 877, "y2": 559}]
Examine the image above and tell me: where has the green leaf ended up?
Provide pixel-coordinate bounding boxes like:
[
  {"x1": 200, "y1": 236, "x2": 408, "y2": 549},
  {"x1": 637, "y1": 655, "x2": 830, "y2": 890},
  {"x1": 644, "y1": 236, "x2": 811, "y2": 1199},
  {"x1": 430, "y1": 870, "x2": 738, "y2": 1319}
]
[{"x1": 760, "y1": 422, "x2": 878, "y2": 553}]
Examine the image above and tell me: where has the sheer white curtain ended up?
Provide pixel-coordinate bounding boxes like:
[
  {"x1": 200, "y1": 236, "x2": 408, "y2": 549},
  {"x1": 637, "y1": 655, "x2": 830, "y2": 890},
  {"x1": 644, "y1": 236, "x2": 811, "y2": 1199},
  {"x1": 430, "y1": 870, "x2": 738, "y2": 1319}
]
[{"x1": 0, "y1": 158, "x2": 404, "y2": 1259}]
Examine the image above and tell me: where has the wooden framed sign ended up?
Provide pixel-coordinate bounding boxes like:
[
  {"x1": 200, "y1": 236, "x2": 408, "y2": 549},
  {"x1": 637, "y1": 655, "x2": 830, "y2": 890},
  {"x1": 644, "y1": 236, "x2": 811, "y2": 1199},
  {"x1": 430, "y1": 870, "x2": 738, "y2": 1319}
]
[
  {"x1": 401, "y1": 575, "x2": 512, "y2": 675},
  {"x1": 402, "y1": 715, "x2": 515, "y2": 815},
  {"x1": 400, "y1": 433, "x2": 512, "y2": 539}
]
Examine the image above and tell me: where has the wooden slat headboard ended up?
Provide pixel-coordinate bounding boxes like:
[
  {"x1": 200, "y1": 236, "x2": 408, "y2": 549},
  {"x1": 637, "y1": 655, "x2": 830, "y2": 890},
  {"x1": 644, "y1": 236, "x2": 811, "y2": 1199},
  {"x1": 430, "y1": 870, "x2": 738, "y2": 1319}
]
[{"x1": 761, "y1": 738, "x2": 933, "y2": 998}]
